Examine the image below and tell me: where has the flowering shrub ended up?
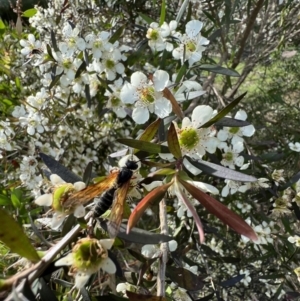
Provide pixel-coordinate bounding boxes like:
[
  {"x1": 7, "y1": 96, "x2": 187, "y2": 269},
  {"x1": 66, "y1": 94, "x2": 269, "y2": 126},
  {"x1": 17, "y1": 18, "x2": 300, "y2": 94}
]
[{"x1": 0, "y1": 0, "x2": 300, "y2": 300}]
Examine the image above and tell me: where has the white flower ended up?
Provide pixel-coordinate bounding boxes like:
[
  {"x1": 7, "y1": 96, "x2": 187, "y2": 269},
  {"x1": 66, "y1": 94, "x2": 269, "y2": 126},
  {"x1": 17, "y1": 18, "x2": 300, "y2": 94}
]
[
  {"x1": 239, "y1": 269, "x2": 251, "y2": 286},
  {"x1": 141, "y1": 240, "x2": 178, "y2": 258},
  {"x1": 219, "y1": 141, "x2": 244, "y2": 169},
  {"x1": 172, "y1": 20, "x2": 209, "y2": 66},
  {"x1": 35, "y1": 174, "x2": 86, "y2": 230},
  {"x1": 289, "y1": 142, "x2": 300, "y2": 152},
  {"x1": 20, "y1": 34, "x2": 42, "y2": 56},
  {"x1": 146, "y1": 21, "x2": 178, "y2": 52},
  {"x1": 19, "y1": 111, "x2": 48, "y2": 135},
  {"x1": 98, "y1": 49, "x2": 125, "y2": 81},
  {"x1": 241, "y1": 219, "x2": 273, "y2": 245},
  {"x1": 217, "y1": 110, "x2": 255, "y2": 145},
  {"x1": 174, "y1": 80, "x2": 206, "y2": 102},
  {"x1": 175, "y1": 105, "x2": 219, "y2": 159},
  {"x1": 221, "y1": 179, "x2": 242, "y2": 197},
  {"x1": 58, "y1": 23, "x2": 86, "y2": 55},
  {"x1": 120, "y1": 70, "x2": 171, "y2": 124},
  {"x1": 288, "y1": 235, "x2": 300, "y2": 247},
  {"x1": 85, "y1": 31, "x2": 112, "y2": 58},
  {"x1": 55, "y1": 238, "x2": 116, "y2": 289},
  {"x1": 105, "y1": 78, "x2": 127, "y2": 118}
]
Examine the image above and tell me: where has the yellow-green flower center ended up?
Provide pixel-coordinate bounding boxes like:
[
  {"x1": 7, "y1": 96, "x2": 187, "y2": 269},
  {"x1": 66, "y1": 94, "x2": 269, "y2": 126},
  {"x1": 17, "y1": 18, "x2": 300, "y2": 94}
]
[
  {"x1": 229, "y1": 127, "x2": 239, "y2": 134},
  {"x1": 178, "y1": 128, "x2": 199, "y2": 150},
  {"x1": 140, "y1": 86, "x2": 155, "y2": 104},
  {"x1": 149, "y1": 29, "x2": 159, "y2": 41},
  {"x1": 52, "y1": 184, "x2": 75, "y2": 213},
  {"x1": 111, "y1": 96, "x2": 121, "y2": 107},
  {"x1": 106, "y1": 59, "x2": 115, "y2": 69},
  {"x1": 186, "y1": 40, "x2": 196, "y2": 52},
  {"x1": 68, "y1": 37, "x2": 76, "y2": 47},
  {"x1": 94, "y1": 40, "x2": 103, "y2": 48},
  {"x1": 72, "y1": 238, "x2": 107, "y2": 270},
  {"x1": 223, "y1": 151, "x2": 233, "y2": 162},
  {"x1": 62, "y1": 59, "x2": 72, "y2": 69}
]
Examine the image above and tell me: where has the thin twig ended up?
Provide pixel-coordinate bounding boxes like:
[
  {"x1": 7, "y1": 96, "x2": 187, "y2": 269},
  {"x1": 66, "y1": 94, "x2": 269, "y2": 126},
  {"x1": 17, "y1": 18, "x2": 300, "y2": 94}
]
[{"x1": 157, "y1": 199, "x2": 168, "y2": 297}]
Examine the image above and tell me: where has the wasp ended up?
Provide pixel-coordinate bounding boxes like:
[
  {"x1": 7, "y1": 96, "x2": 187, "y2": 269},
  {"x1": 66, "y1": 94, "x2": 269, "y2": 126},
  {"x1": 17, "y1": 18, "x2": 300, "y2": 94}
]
[{"x1": 63, "y1": 155, "x2": 140, "y2": 237}]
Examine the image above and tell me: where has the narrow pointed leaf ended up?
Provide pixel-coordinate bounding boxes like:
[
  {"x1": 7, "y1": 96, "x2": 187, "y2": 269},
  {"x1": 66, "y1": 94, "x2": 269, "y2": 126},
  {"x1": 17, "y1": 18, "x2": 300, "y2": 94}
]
[
  {"x1": 167, "y1": 122, "x2": 182, "y2": 159},
  {"x1": 174, "y1": 178, "x2": 205, "y2": 243},
  {"x1": 39, "y1": 153, "x2": 82, "y2": 183},
  {"x1": 109, "y1": 25, "x2": 126, "y2": 44},
  {"x1": 83, "y1": 161, "x2": 93, "y2": 185},
  {"x1": 215, "y1": 117, "x2": 251, "y2": 127},
  {"x1": 117, "y1": 139, "x2": 169, "y2": 153},
  {"x1": 220, "y1": 274, "x2": 245, "y2": 287},
  {"x1": 165, "y1": 266, "x2": 204, "y2": 291},
  {"x1": 159, "y1": 0, "x2": 166, "y2": 25},
  {"x1": 138, "y1": 13, "x2": 155, "y2": 24},
  {"x1": 200, "y1": 92, "x2": 247, "y2": 128},
  {"x1": 48, "y1": 71, "x2": 63, "y2": 90},
  {"x1": 139, "y1": 119, "x2": 161, "y2": 142},
  {"x1": 186, "y1": 157, "x2": 257, "y2": 182},
  {"x1": 0, "y1": 209, "x2": 40, "y2": 262},
  {"x1": 176, "y1": 0, "x2": 190, "y2": 23},
  {"x1": 178, "y1": 179, "x2": 258, "y2": 241},
  {"x1": 100, "y1": 222, "x2": 173, "y2": 244},
  {"x1": 22, "y1": 8, "x2": 37, "y2": 17},
  {"x1": 163, "y1": 87, "x2": 184, "y2": 119},
  {"x1": 175, "y1": 61, "x2": 188, "y2": 83},
  {"x1": 127, "y1": 182, "x2": 172, "y2": 233},
  {"x1": 197, "y1": 64, "x2": 240, "y2": 77}
]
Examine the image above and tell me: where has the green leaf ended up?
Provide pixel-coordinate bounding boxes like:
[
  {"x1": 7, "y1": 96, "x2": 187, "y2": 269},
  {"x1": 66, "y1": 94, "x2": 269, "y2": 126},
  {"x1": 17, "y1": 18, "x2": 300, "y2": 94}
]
[
  {"x1": 11, "y1": 188, "x2": 22, "y2": 209},
  {"x1": 200, "y1": 92, "x2": 247, "y2": 128},
  {"x1": 138, "y1": 13, "x2": 155, "y2": 24},
  {"x1": 196, "y1": 64, "x2": 240, "y2": 77},
  {"x1": 176, "y1": 0, "x2": 190, "y2": 23},
  {"x1": 166, "y1": 266, "x2": 204, "y2": 291},
  {"x1": 0, "y1": 208, "x2": 40, "y2": 262},
  {"x1": 185, "y1": 157, "x2": 257, "y2": 182},
  {"x1": 159, "y1": 0, "x2": 166, "y2": 26},
  {"x1": 139, "y1": 119, "x2": 161, "y2": 142},
  {"x1": 48, "y1": 71, "x2": 64, "y2": 90},
  {"x1": 0, "y1": 194, "x2": 11, "y2": 206},
  {"x1": 175, "y1": 61, "x2": 189, "y2": 83},
  {"x1": 0, "y1": 19, "x2": 6, "y2": 30},
  {"x1": 167, "y1": 122, "x2": 182, "y2": 159},
  {"x1": 109, "y1": 25, "x2": 126, "y2": 44},
  {"x1": 22, "y1": 8, "x2": 37, "y2": 17},
  {"x1": 117, "y1": 138, "x2": 169, "y2": 153}
]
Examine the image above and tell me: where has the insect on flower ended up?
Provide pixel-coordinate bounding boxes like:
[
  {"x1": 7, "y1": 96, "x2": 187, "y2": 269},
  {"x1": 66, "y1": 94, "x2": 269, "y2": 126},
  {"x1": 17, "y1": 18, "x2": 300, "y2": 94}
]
[{"x1": 63, "y1": 155, "x2": 141, "y2": 237}]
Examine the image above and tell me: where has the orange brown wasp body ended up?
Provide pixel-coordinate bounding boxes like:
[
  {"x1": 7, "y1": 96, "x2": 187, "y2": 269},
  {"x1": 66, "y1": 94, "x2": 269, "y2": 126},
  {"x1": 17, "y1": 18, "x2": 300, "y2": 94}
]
[{"x1": 63, "y1": 159, "x2": 139, "y2": 237}]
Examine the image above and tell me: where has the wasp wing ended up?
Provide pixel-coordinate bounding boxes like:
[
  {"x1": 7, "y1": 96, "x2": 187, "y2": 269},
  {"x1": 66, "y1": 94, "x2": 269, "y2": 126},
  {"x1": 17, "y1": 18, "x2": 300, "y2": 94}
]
[
  {"x1": 62, "y1": 172, "x2": 119, "y2": 211},
  {"x1": 107, "y1": 180, "x2": 131, "y2": 238}
]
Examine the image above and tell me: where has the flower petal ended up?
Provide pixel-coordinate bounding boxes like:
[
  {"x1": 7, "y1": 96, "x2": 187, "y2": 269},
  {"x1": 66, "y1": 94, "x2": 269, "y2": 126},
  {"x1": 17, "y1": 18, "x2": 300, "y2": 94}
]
[
  {"x1": 74, "y1": 181, "x2": 86, "y2": 191},
  {"x1": 132, "y1": 106, "x2": 149, "y2": 124},
  {"x1": 153, "y1": 70, "x2": 169, "y2": 91},
  {"x1": 75, "y1": 271, "x2": 91, "y2": 289},
  {"x1": 35, "y1": 193, "x2": 53, "y2": 206},
  {"x1": 99, "y1": 238, "x2": 115, "y2": 250},
  {"x1": 50, "y1": 174, "x2": 66, "y2": 185},
  {"x1": 74, "y1": 205, "x2": 85, "y2": 218},
  {"x1": 51, "y1": 212, "x2": 66, "y2": 230},
  {"x1": 100, "y1": 257, "x2": 116, "y2": 274},
  {"x1": 55, "y1": 253, "x2": 73, "y2": 266}
]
